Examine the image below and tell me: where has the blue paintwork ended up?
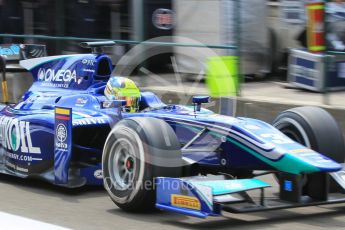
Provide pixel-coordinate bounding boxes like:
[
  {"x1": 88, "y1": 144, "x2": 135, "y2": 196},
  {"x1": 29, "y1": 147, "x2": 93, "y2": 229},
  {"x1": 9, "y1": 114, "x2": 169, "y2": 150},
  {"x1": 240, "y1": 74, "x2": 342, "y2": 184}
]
[
  {"x1": 192, "y1": 96, "x2": 210, "y2": 104},
  {"x1": 155, "y1": 177, "x2": 269, "y2": 218},
  {"x1": 155, "y1": 204, "x2": 209, "y2": 219},
  {"x1": 80, "y1": 164, "x2": 103, "y2": 186},
  {"x1": 0, "y1": 50, "x2": 342, "y2": 187},
  {"x1": 155, "y1": 177, "x2": 218, "y2": 218},
  {"x1": 54, "y1": 107, "x2": 72, "y2": 184}
]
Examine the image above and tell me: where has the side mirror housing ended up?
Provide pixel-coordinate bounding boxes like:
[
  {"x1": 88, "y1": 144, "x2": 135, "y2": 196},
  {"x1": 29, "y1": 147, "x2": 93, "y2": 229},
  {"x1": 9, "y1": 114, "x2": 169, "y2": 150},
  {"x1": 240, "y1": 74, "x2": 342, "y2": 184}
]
[
  {"x1": 192, "y1": 96, "x2": 210, "y2": 112},
  {"x1": 192, "y1": 96, "x2": 210, "y2": 104}
]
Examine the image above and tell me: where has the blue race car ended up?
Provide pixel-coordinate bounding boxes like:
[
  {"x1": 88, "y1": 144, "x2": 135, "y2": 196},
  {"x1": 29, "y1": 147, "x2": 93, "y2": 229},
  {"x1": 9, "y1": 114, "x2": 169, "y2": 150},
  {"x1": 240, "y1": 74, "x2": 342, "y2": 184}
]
[{"x1": 1, "y1": 41, "x2": 345, "y2": 217}]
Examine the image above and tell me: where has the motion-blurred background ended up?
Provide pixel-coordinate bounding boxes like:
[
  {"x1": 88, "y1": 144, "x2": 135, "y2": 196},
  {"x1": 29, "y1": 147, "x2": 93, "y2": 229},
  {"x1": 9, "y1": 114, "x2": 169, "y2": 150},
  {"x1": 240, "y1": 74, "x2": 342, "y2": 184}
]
[
  {"x1": 1, "y1": 0, "x2": 345, "y2": 113},
  {"x1": 0, "y1": 0, "x2": 307, "y2": 77}
]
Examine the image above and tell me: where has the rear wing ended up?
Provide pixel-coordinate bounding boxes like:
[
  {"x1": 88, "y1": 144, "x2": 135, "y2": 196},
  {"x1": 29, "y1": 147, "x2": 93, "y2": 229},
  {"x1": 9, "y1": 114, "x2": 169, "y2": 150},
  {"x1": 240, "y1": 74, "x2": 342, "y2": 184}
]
[
  {"x1": 0, "y1": 44, "x2": 47, "y2": 103},
  {"x1": 0, "y1": 44, "x2": 47, "y2": 71}
]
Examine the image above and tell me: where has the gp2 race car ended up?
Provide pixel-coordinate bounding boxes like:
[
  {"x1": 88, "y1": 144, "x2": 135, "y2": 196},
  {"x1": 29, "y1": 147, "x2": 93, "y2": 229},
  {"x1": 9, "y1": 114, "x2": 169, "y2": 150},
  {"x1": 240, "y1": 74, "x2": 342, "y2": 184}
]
[{"x1": 0, "y1": 41, "x2": 345, "y2": 217}]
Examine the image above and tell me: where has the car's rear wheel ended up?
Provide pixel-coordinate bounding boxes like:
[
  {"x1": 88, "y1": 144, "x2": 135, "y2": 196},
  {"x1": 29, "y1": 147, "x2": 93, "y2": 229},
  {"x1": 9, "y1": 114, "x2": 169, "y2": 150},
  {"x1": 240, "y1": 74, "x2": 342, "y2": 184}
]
[{"x1": 102, "y1": 117, "x2": 182, "y2": 212}]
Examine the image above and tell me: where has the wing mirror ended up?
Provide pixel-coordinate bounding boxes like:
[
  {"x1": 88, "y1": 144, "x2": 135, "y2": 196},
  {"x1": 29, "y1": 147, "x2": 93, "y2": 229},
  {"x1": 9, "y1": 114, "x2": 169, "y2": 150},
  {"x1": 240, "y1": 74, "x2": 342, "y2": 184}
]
[{"x1": 192, "y1": 96, "x2": 210, "y2": 112}]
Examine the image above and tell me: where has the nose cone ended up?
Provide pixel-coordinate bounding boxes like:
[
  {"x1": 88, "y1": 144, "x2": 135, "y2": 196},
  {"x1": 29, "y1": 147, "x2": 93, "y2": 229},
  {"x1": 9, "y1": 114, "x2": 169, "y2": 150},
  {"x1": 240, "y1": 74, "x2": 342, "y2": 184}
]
[
  {"x1": 230, "y1": 118, "x2": 342, "y2": 174},
  {"x1": 272, "y1": 148, "x2": 342, "y2": 174}
]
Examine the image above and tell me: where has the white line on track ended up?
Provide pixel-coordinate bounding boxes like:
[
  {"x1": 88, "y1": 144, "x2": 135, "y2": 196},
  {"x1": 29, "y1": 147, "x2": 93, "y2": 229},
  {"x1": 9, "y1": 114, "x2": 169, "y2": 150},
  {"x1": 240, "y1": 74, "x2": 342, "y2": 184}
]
[{"x1": 0, "y1": 211, "x2": 71, "y2": 230}]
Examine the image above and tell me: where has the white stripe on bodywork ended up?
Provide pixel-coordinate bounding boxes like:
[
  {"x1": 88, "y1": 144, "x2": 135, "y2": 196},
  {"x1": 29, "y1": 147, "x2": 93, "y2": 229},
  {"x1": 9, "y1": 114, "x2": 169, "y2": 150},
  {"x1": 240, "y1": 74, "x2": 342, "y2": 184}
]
[
  {"x1": 73, "y1": 111, "x2": 93, "y2": 118},
  {"x1": 20, "y1": 54, "x2": 82, "y2": 71},
  {"x1": 153, "y1": 115, "x2": 275, "y2": 151},
  {"x1": 158, "y1": 116, "x2": 285, "y2": 161}
]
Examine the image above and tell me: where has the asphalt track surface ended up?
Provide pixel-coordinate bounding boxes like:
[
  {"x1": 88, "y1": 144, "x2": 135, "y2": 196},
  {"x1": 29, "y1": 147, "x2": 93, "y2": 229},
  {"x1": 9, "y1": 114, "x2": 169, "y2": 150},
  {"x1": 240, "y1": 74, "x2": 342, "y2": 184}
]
[{"x1": 1, "y1": 174, "x2": 345, "y2": 230}]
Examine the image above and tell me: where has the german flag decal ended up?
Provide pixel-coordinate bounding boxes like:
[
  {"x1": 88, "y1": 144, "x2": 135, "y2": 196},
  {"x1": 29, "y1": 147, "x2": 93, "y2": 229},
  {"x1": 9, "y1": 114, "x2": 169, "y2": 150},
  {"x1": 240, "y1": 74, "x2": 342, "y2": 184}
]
[{"x1": 171, "y1": 194, "x2": 201, "y2": 210}]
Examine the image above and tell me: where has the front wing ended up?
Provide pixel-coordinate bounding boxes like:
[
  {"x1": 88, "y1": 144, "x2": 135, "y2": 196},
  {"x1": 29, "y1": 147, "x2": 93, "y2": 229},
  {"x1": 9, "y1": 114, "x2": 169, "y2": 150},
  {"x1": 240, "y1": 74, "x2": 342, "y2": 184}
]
[{"x1": 156, "y1": 166, "x2": 345, "y2": 218}]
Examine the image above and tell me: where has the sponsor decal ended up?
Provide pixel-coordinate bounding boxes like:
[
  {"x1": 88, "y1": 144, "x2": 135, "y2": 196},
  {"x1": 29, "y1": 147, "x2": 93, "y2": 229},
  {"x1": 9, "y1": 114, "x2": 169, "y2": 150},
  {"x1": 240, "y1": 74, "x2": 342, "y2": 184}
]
[
  {"x1": 83, "y1": 69, "x2": 95, "y2": 73},
  {"x1": 5, "y1": 152, "x2": 36, "y2": 162},
  {"x1": 0, "y1": 116, "x2": 41, "y2": 154},
  {"x1": 56, "y1": 124, "x2": 67, "y2": 143},
  {"x1": 5, "y1": 161, "x2": 29, "y2": 172},
  {"x1": 82, "y1": 59, "x2": 95, "y2": 66},
  {"x1": 75, "y1": 98, "x2": 88, "y2": 107},
  {"x1": 102, "y1": 101, "x2": 113, "y2": 108},
  {"x1": 73, "y1": 118, "x2": 107, "y2": 126},
  {"x1": 0, "y1": 44, "x2": 20, "y2": 56},
  {"x1": 94, "y1": 169, "x2": 103, "y2": 179},
  {"x1": 54, "y1": 107, "x2": 72, "y2": 184},
  {"x1": 55, "y1": 108, "x2": 70, "y2": 151},
  {"x1": 260, "y1": 133, "x2": 294, "y2": 144},
  {"x1": 171, "y1": 194, "x2": 201, "y2": 210},
  {"x1": 290, "y1": 148, "x2": 314, "y2": 154},
  {"x1": 152, "y1": 8, "x2": 175, "y2": 30},
  {"x1": 38, "y1": 68, "x2": 77, "y2": 83}
]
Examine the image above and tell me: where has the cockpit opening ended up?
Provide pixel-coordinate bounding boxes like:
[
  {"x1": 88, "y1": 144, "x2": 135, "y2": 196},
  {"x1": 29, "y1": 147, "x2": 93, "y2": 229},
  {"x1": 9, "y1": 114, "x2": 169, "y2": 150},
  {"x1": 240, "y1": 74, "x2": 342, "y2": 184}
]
[{"x1": 95, "y1": 57, "x2": 112, "y2": 80}]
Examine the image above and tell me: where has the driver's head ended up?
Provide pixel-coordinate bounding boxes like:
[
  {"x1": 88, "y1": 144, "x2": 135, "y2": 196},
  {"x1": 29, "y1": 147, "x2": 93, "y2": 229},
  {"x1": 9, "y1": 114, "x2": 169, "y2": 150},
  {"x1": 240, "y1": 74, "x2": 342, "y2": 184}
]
[{"x1": 104, "y1": 77, "x2": 140, "y2": 113}]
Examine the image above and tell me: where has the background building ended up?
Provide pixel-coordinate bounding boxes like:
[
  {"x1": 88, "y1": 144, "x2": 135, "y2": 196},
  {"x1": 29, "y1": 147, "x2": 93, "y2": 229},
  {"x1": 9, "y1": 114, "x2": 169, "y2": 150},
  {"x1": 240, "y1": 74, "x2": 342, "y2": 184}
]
[{"x1": 0, "y1": 0, "x2": 309, "y2": 76}]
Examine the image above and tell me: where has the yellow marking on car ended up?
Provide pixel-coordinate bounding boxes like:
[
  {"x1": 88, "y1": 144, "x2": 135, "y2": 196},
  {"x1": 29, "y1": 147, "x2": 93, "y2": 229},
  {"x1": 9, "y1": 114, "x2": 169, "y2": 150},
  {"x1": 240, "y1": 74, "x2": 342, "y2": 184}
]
[
  {"x1": 55, "y1": 108, "x2": 71, "y2": 115},
  {"x1": 290, "y1": 149, "x2": 314, "y2": 154},
  {"x1": 171, "y1": 194, "x2": 201, "y2": 210}
]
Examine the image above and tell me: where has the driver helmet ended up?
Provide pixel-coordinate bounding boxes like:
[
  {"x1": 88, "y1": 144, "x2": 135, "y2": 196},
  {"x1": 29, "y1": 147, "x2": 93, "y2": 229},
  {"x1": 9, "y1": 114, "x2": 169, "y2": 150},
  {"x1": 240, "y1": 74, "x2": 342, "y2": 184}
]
[{"x1": 104, "y1": 76, "x2": 141, "y2": 113}]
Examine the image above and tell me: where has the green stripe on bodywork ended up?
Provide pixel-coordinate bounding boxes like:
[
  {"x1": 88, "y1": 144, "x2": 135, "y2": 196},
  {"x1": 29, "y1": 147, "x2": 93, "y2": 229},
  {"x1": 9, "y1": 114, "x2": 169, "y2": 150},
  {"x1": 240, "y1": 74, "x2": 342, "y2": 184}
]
[{"x1": 209, "y1": 132, "x2": 320, "y2": 174}]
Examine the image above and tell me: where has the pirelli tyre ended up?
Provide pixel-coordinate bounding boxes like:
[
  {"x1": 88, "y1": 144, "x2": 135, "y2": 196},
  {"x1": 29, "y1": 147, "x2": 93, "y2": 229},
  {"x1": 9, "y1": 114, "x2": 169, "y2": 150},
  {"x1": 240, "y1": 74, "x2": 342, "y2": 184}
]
[
  {"x1": 102, "y1": 117, "x2": 182, "y2": 212},
  {"x1": 273, "y1": 106, "x2": 345, "y2": 163},
  {"x1": 273, "y1": 106, "x2": 345, "y2": 191}
]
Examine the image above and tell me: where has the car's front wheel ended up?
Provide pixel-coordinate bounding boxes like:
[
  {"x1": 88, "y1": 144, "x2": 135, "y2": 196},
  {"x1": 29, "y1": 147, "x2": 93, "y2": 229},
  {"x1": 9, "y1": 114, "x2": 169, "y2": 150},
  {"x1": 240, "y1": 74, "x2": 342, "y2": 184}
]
[
  {"x1": 273, "y1": 106, "x2": 345, "y2": 192},
  {"x1": 273, "y1": 106, "x2": 345, "y2": 163},
  {"x1": 102, "y1": 117, "x2": 182, "y2": 212}
]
